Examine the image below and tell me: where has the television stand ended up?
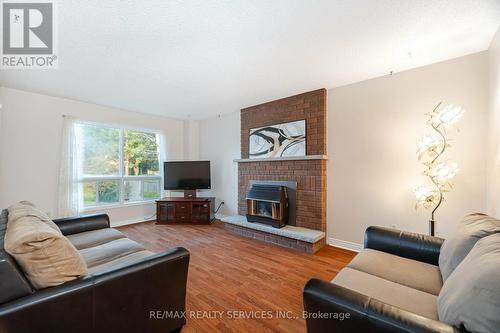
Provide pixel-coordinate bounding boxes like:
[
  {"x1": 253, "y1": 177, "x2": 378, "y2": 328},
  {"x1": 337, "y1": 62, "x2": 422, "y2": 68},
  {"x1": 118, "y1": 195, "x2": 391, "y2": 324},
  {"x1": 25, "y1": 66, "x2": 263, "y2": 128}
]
[
  {"x1": 156, "y1": 197, "x2": 215, "y2": 225},
  {"x1": 183, "y1": 189, "x2": 197, "y2": 198}
]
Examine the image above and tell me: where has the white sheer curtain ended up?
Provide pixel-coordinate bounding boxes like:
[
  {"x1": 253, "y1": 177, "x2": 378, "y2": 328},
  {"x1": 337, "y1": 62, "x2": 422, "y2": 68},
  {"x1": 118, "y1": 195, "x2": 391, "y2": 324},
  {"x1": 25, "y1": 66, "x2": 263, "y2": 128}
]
[
  {"x1": 57, "y1": 116, "x2": 81, "y2": 217},
  {"x1": 159, "y1": 133, "x2": 168, "y2": 198}
]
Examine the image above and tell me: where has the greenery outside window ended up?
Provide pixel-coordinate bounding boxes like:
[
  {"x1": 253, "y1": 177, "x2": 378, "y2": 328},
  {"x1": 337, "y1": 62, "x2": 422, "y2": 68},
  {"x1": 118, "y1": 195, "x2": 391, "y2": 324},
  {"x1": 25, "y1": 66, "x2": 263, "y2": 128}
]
[{"x1": 76, "y1": 122, "x2": 162, "y2": 208}]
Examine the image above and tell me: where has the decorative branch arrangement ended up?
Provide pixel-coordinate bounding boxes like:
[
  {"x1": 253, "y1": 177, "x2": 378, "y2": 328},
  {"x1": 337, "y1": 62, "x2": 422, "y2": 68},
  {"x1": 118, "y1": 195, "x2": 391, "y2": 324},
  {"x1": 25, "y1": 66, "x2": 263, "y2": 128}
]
[{"x1": 414, "y1": 102, "x2": 464, "y2": 236}]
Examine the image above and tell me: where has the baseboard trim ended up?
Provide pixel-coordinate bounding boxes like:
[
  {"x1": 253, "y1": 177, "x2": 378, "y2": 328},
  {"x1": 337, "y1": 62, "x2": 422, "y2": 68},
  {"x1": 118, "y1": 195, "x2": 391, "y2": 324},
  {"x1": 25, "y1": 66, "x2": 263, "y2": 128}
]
[
  {"x1": 327, "y1": 237, "x2": 362, "y2": 252},
  {"x1": 111, "y1": 218, "x2": 151, "y2": 228}
]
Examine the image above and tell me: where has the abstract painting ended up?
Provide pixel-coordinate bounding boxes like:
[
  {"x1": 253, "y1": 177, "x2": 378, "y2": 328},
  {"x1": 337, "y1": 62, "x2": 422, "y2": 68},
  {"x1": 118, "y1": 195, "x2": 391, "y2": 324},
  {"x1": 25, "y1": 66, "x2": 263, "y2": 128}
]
[{"x1": 249, "y1": 120, "x2": 306, "y2": 158}]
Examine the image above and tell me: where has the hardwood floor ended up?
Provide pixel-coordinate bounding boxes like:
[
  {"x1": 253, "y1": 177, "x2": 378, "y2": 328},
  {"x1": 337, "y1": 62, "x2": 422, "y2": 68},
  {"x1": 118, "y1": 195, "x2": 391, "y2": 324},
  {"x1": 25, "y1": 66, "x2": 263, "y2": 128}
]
[{"x1": 118, "y1": 222, "x2": 355, "y2": 333}]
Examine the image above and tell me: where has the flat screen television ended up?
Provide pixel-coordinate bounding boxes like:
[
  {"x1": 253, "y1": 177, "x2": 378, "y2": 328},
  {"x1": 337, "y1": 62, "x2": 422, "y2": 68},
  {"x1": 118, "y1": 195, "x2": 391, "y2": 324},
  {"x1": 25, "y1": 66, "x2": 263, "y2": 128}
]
[{"x1": 164, "y1": 161, "x2": 211, "y2": 190}]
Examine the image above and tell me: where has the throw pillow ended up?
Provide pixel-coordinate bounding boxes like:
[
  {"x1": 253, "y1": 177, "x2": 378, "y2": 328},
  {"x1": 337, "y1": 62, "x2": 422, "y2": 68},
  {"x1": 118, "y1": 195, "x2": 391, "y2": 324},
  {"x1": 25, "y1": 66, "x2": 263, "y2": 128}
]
[
  {"x1": 438, "y1": 233, "x2": 500, "y2": 333},
  {"x1": 439, "y1": 213, "x2": 500, "y2": 281},
  {"x1": 4, "y1": 206, "x2": 87, "y2": 289},
  {"x1": 8, "y1": 201, "x2": 61, "y2": 233}
]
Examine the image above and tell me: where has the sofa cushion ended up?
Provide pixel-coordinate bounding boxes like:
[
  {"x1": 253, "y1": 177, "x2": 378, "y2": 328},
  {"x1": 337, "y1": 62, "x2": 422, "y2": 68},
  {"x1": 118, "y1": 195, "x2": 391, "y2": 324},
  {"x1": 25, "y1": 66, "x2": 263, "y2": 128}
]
[
  {"x1": 67, "y1": 228, "x2": 126, "y2": 250},
  {"x1": 348, "y1": 248, "x2": 442, "y2": 295},
  {"x1": 88, "y1": 250, "x2": 154, "y2": 274},
  {"x1": 332, "y1": 267, "x2": 438, "y2": 319},
  {"x1": 438, "y1": 233, "x2": 500, "y2": 333},
  {"x1": 79, "y1": 237, "x2": 146, "y2": 269},
  {"x1": 4, "y1": 207, "x2": 87, "y2": 289},
  {"x1": 439, "y1": 213, "x2": 500, "y2": 281}
]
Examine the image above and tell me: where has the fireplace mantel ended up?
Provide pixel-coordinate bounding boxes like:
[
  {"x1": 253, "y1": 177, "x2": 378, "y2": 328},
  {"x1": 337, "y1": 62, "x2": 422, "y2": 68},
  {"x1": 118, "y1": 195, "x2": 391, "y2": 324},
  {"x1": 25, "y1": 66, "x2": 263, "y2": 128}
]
[{"x1": 234, "y1": 155, "x2": 328, "y2": 163}]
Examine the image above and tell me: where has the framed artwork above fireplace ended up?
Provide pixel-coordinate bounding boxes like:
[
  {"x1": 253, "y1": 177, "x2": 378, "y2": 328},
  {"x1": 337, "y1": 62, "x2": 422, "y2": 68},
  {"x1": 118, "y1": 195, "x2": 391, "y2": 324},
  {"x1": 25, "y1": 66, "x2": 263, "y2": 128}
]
[{"x1": 249, "y1": 119, "x2": 306, "y2": 159}]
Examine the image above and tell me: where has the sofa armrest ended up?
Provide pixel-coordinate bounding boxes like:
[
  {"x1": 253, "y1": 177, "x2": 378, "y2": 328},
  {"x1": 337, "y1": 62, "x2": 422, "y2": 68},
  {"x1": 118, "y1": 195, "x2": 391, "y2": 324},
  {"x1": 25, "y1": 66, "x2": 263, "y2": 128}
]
[
  {"x1": 364, "y1": 226, "x2": 444, "y2": 265},
  {"x1": 303, "y1": 278, "x2": 463, "y2": 333},
  {"x1": 90, "y1": 246, "x2": 190, "y2": 332},
  {"x1": 0, "y1": 247, "x2": 190, "y2": 333},
  {"x1": 53, "y1": 214, "x2": 110, "y2": 236}
]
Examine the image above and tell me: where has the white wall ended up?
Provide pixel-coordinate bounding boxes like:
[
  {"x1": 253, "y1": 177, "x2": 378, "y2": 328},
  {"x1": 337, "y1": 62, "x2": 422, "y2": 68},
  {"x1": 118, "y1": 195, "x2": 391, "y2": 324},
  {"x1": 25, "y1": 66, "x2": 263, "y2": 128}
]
[
  {"x1": 0, "y1": 87, "x2": 189, "y2": 226},
  {"x1": 329, "y1": 52, "x2": 489, "y2": 246},
  {"x1": 197, "y1": 51, "x2": 491, "y2": 249},
  {"x1": 0, "y1": 90, "x2": 4, "y2": 191},
  {"x1": 487, "y1": 27, "x2": 500, "y2": 217},
  {"x1": 184, "y1": 120, "x2": 200, "y2": 160},
  {"x1": 198, "y1": 112, "x2": 240, "y2": 216}
]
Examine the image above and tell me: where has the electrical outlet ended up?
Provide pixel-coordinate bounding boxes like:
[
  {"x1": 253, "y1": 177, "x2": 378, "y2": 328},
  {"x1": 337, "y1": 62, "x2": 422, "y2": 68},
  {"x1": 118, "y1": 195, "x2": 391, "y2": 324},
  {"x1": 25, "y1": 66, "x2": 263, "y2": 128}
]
[{"x1": 221, "y1": 201, "x2": 225, "y2": 205}]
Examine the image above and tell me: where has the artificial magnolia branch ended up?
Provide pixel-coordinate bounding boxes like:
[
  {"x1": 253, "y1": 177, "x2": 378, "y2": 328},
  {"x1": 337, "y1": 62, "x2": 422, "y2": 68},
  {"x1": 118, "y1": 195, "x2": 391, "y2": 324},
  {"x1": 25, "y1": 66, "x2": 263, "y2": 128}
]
[{"x1": 414, "y1": 102, "x2": 464, "y2": 231}]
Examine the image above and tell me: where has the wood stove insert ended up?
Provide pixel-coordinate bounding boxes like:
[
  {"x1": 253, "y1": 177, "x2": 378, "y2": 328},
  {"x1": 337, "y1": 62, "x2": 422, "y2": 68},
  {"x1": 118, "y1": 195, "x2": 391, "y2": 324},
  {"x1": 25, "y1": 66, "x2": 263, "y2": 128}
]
[{"x1": 246, "y1": 184, "x2": 289, "y2": 228}]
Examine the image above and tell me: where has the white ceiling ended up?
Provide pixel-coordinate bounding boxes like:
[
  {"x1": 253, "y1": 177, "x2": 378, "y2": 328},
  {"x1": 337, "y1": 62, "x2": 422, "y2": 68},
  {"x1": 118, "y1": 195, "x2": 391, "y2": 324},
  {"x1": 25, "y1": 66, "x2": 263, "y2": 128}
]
[{"x1": 1, "y1": 0, "x2": 499, "y2": 120}]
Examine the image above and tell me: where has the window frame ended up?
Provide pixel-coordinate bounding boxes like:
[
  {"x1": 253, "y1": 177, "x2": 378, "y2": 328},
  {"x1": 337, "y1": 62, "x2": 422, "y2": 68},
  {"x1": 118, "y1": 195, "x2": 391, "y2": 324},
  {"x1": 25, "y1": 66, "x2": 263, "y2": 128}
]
[{"x1": 76, "y1": 121, "x2": 163, "y2": 211}]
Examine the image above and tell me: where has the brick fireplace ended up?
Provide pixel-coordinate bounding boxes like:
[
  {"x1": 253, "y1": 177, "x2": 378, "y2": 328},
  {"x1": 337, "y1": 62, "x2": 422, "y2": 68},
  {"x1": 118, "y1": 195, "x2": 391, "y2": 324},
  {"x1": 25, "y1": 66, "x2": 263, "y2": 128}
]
[
  {"x1": 223, "y1": 88, "x2": 328, "y2": 253},
  {"x1": 239, "y1": 89, "x2": 327, "y2": 231},
  {"x1": 239, "y1": 160, "x2": 326, "y2": 231}
]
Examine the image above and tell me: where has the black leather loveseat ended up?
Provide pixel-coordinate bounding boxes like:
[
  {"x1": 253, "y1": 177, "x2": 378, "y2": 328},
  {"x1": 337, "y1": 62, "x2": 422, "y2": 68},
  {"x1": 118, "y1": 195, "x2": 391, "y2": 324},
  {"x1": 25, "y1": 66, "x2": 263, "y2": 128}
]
[
  {"x1": 303, "y1": 226, "x2": 468, "y2": 333},
  {"x1": 0, "y1": 209, "x2": 190, "y2": 333}
]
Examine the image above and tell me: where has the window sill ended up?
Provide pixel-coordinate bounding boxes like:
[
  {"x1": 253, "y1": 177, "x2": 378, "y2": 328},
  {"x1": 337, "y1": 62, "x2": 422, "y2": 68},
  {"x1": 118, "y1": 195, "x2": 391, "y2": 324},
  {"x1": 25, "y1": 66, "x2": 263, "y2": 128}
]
[{"x1": 81, "y1": 200, "x2": 157, "y2": 213}]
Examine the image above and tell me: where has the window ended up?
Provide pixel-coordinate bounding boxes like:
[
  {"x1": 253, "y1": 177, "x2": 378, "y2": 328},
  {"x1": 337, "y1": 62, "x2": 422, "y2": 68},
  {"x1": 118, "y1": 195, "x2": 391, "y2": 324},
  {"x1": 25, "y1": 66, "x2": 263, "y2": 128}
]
[{"x1": 76, "y1": 122, "x2": 162, "y2": 208}]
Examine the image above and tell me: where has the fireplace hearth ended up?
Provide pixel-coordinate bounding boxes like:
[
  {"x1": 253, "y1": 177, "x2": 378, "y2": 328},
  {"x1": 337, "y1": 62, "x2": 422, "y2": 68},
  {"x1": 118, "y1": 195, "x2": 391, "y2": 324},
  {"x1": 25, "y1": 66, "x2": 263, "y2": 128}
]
[{"x1": 246, "y1": 184, "x2": 289, "y2": 228}]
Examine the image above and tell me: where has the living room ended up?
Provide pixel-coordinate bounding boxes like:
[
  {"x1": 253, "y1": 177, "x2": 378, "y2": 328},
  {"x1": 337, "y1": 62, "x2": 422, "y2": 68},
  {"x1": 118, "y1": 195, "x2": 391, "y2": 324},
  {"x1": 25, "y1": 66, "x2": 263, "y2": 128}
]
[{"x1": 0, "y1": 1, "x2": 499, "y2": 332}]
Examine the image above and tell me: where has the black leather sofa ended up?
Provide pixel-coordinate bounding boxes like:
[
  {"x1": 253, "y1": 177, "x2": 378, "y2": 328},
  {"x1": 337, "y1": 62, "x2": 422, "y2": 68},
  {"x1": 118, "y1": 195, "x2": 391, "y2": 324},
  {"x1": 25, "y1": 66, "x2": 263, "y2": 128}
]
[
  {"x1": 0, "y1": 209, "x2": 190, "y2": 333},
  {"x1": 303, "y1": 226, "x2": 467, "y2": 333}
]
